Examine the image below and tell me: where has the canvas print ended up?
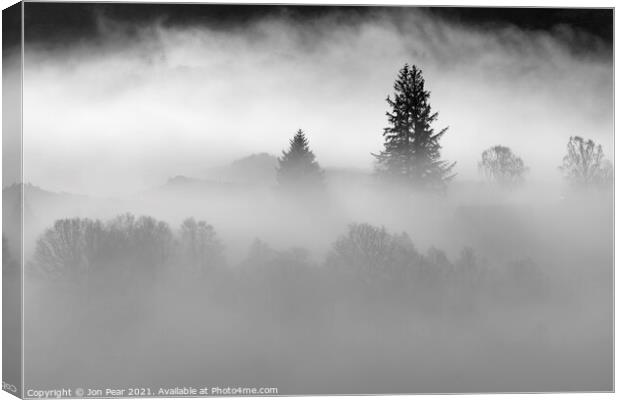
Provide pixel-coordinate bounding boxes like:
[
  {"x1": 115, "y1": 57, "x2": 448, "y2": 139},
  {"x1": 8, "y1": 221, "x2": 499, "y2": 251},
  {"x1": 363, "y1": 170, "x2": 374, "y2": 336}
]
[{"x1": 2, "y1": 2, "x2": 614, "y2": 397}]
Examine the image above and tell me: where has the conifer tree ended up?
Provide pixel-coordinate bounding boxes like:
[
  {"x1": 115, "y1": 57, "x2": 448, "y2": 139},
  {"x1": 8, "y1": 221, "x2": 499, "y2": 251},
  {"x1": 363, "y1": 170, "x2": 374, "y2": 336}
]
[
  {"x1": 373, "y1": 64, "x2": 455, "y2": 189},
  {"x1": 276, "y1": 129, "x2": 324, "y2": 188}
]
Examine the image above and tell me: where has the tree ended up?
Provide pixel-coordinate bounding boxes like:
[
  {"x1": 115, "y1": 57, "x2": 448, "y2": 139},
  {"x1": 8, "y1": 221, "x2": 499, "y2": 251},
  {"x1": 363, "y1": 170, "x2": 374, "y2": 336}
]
[
  {"x1": 560, "y1": 136, "x2": 613, "y2": 188},
  {"x1": 479, "y1": 145, "x2": 528, "y2": 187},
  {"x1": 32, "y1": 218, "x2": 106, "y2": 278},
  {"x1": 238, "y1": 239, "x2": 320, "y2": 323},
  {"x1": 276, "y1": 129, "x2": 324, "y2": 188},
  {"x1": 179, "y1": 218, "x2": 224, "y2": 274},
  {"x1": 130, "y1": 216, "x2": 174, "y2": 272},
  {"x1": 373, "y1": 64, "x2": 455, "y2": 189},
  {"x1": 326, "y1": 223, "x2": 420, "y2": 283},
  {"x1": 104, "y1": 214, "x2": 173, "y2": 283}
]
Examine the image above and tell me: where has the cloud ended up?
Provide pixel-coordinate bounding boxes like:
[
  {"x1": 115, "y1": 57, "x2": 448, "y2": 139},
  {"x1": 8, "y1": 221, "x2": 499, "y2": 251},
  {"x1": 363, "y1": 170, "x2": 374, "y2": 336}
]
[{"x1": 22, "y1": 8, "x2": 612, "y2": 195}]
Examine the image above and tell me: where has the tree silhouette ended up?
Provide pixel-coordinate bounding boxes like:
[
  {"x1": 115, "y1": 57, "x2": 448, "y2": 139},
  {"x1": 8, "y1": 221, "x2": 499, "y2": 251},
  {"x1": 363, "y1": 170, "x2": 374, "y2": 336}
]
[
  {"x1": 32, "y1": 218, "x2": 106, "y2": 278},
  {"x1": 32, "y1": 215, "x2": 174, "y2": 281},
  {"x1": 326, "y1": 223, "x2": 420, "y2": 285},
  {"x1": 276, "y1": 129, "x2": 324, "y2": 189},
  {"x1": 373, "y1": 64, "x2": 455, "y2": 189},
  {"x1": 105, "y1": 214, "x2": 173, "y2": 280},
  {"x1": 560, "y1": 136, "x2": 613, "y2": 187},
  {"x1": 179, "y1": 218, "x2": 224, "y2": 274},
  {"x1": 479, "y1": 145, "x2": 528, "y2": 187}
]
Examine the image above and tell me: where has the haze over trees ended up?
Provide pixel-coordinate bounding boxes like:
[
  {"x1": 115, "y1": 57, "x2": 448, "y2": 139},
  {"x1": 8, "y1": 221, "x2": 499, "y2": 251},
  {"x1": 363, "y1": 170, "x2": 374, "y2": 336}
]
[
  {"x1": 29, "y1": 215, "x2": 222, "y2": 282},
  {"x1": 29, "y1": 214, "x2": 548, "y2": 310},
  {"x1": 276, "y1": 129, "x2": 324, "y2": 190},
  {"x1": 15, "y1": 57, "x2": 613, "y2": 393},
  {"x1": 560, "y1": 136, "x2": 613, "y2": 188},
  {"x1": 479, "y1": 145, "x2": 528, "y2": 187},
  {"x1": 179, "y1": 217, "x2": 224, "y2": 274},
  {"x1": 20, "y1": 136, "x2": 613, "y2": 393},
  {"x1": 373, "y1": 64, "x2": 455, "y2": 190}
]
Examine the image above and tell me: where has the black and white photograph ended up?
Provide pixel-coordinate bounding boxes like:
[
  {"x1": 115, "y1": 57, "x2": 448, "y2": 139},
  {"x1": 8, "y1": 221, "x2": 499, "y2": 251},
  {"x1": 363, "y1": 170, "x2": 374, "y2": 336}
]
[{"x1": 1, "y1": 1, "x2": 615, "y2": 397}]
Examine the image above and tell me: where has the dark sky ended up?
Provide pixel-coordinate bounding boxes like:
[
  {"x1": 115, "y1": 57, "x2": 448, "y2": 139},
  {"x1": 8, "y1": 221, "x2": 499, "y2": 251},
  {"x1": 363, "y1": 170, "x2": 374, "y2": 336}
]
[{"x1": 21, "y1": 3, "x2": 613, "y2": 46}]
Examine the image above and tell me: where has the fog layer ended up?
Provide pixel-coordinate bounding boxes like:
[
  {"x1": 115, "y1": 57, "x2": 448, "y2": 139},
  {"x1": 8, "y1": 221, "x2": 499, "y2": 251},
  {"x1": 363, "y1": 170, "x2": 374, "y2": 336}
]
[
  {"x1": 11, "y1": 5, "x2": 613, "y2": 395},
  {"x1": 14, "y1": 177, "x2": 612, "y2": 393},
  {"x1": 22, "y1": 8, "x2": 612, "y2": 196}
]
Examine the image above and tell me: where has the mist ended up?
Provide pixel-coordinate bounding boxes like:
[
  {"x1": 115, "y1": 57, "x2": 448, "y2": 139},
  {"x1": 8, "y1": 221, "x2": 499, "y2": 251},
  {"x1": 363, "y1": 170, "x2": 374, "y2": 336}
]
[
  {"x1": 16, "y1": 177, "x2": 612, "y2": 393},
  {"x1": 7, "y1": 4, "x2": 613, "y2": 396},
  {"x1": 21, "y1": 8, "x2": 612, "y2": 196}
]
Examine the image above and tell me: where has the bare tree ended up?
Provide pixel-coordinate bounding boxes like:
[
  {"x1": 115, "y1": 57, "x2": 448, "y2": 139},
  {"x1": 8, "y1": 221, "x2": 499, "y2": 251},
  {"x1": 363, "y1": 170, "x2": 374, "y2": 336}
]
[
  {"x1": 327, "y1": 223, "x2": 420, "y2": 283},
  {"x1": 105, "y1": 214, "x2": 173, "y2": 270},
  {"x1": 479, "y1": 145, "x2": 528, "y2": 187},
  {"x1": 32, "y1": 214, "x2": 174, "y2": 281},
  {"x1": 560, "y1": 136, "x2": 613, "y2": 187},
  {"x1": 132, "y1": 216, "x2": 174, "y2": 271},
  {"x1": 179, "y1": 218, "x2": 224, "y2": 274},
  {"x1": 32, "y1": 218, "x2": 106, "y2": 278}
]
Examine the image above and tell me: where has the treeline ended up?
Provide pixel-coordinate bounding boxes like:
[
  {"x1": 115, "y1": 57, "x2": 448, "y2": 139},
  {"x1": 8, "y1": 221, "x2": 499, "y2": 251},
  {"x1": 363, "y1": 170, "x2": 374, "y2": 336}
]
[
  {"x1": 276, "y1": 63, "x2": 613, "y2": 191},
  {"x1": 29, "y1": 214, "x2": 224, "y2": 281},
  {"x1": 28, "y1": 214, "x2": 548, "y2": 315}
]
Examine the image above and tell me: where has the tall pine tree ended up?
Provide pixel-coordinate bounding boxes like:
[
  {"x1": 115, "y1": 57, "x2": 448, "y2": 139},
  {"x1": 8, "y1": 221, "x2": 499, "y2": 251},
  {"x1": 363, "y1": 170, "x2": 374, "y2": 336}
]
[
  {"x1": 373, "y1": 64, "x2": 455, "y2": 189},
  {"x1": 277, "y1": 129, "x2": 324, "y2": 189}
]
